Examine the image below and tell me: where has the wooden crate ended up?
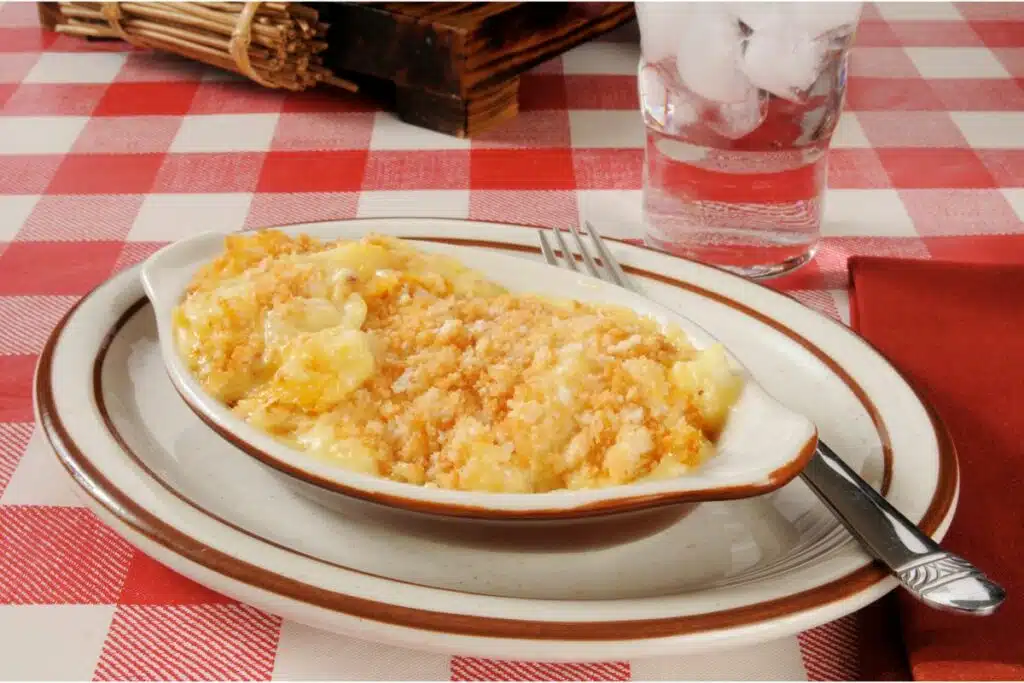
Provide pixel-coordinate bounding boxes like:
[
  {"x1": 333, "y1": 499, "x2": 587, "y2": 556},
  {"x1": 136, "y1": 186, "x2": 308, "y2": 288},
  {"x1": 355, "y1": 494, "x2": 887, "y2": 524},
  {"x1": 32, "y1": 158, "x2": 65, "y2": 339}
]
[{"x1": 314, "y1": 2, "x2": 635, "y2": 137}]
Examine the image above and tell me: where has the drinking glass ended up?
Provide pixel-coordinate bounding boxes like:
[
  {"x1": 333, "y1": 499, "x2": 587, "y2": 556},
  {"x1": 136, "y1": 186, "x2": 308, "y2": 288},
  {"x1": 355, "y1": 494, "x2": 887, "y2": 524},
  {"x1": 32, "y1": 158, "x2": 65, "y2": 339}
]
[{"x1": 636, "y1": 2, "x2": 861, "y2": 278}]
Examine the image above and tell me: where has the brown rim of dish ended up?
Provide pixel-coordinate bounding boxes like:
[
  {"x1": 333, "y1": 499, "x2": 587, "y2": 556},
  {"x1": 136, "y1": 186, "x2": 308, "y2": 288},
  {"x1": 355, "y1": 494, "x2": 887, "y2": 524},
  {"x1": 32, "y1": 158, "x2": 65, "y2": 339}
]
[{"x1": 35, "y1": 225, "x2": 959, "y2": 641}]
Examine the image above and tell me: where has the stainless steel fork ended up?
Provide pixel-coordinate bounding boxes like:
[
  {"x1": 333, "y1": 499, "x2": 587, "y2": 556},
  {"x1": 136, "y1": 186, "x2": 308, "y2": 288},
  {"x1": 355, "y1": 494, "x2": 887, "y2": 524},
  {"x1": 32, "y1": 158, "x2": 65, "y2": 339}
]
[{"x1": 539, "y1": 222, "x2": 1006, "y2": 617}]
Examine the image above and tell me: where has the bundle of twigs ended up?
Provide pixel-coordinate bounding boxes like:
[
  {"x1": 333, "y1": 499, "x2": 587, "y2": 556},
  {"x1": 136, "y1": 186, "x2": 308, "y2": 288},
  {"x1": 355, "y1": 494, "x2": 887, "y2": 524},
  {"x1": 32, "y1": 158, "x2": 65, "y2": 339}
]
[{"x1": 54, "y1": 2, "x2": 356, "y2": 92}]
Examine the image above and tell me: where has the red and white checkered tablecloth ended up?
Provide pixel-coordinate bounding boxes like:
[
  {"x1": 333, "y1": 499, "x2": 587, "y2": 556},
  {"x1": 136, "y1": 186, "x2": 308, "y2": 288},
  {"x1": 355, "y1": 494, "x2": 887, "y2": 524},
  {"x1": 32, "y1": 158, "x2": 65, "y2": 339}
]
[{"x1": 1, "y1": 1, "x2": 1021, "y2": 679}]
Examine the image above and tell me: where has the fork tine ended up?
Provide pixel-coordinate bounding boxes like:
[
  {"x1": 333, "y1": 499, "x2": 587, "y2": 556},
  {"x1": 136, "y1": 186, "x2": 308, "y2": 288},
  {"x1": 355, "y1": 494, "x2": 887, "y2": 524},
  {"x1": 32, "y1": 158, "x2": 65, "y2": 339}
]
[
  {"x1": 551, "y1": 226, "x2": 579, "y2": 272},
  {"x1": 569, "y1": 224, "x2": 602, "y2": 278},
  {"x1": 585, "y1": 221, "x2": 631, "y2": 290},
  {"x1": 538, "y1": 230, "x2": 557, "y2": 266}
]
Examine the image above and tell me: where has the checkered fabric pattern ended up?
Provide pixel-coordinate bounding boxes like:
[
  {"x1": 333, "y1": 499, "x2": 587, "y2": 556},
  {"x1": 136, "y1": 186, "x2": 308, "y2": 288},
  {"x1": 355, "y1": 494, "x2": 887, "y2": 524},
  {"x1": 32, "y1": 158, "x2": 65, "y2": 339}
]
[{"x1": 1, "y1": 1, "x2": 1021, "y2": 679}]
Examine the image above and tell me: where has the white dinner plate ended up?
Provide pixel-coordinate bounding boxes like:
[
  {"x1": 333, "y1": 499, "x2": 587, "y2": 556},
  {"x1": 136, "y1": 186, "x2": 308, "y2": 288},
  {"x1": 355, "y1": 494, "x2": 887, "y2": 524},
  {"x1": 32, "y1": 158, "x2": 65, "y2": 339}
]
[{"x1": 36, "y1": 218, "x2": 957, "y2": 661}]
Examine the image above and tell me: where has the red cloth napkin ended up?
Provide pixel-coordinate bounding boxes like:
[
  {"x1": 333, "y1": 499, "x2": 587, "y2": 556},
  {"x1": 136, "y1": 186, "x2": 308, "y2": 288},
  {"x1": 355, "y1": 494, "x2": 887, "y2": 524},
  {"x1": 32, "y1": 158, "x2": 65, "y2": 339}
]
[{"x1": 848, "y1": 257, "x2": 1024, "y2": 681}]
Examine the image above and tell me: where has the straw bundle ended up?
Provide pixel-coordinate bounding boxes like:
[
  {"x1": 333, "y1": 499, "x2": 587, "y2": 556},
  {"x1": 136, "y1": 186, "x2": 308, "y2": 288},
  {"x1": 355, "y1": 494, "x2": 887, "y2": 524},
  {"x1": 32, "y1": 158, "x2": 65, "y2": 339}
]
[{"x1": 54, "y1": 2, "x2": 356, "y2": 92}]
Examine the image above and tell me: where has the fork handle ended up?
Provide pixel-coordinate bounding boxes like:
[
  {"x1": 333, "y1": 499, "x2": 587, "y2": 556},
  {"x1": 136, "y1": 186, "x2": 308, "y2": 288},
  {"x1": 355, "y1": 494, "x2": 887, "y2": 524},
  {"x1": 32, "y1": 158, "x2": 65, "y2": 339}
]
[{"x1": 800, "y1": 442, "x2": 1005, "y2": 616}]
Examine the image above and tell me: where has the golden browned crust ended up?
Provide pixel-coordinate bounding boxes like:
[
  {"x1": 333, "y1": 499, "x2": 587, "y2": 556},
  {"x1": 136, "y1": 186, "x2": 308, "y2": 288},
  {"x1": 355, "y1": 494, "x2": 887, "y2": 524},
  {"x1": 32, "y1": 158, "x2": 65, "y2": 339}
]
[{"x1": 174, "y1": 230, "x2": 743, "y2": 493}]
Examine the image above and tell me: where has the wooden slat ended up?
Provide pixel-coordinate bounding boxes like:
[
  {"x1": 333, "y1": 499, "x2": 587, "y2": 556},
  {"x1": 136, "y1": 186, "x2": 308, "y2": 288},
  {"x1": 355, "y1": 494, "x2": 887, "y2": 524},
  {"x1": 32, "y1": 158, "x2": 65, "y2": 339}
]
[
  {"x1": 384, "y1": 3, "x2": 516, "y2": 27},
  {"x1": 37, "y1": 2, "x2": 63, "y2": 31},
  {"x1": 463, "y1": 4, "x2": 633, "y2": 93},
  {"x1": 320, "y1": 2, "x2": 633, "y2": 97}
]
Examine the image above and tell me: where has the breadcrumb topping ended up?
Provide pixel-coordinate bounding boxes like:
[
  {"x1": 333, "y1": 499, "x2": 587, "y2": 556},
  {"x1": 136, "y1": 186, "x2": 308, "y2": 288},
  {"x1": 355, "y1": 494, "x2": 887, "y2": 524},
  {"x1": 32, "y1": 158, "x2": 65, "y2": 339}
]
[{"x1": 173, "y1": 230, "x2": 743, "y2": 493}]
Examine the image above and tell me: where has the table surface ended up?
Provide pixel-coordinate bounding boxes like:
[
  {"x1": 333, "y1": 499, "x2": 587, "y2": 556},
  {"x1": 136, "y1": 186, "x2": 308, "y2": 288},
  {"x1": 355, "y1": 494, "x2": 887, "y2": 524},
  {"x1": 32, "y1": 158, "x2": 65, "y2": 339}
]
[{"x1": 1, "y1": 1, "x2": 1022, "y2": 680}]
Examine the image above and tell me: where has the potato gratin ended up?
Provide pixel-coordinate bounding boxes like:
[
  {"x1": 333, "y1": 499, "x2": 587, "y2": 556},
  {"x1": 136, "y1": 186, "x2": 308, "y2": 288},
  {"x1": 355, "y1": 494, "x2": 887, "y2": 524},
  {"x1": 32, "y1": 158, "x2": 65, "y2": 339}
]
[{"x1": 174, "y1": 230, "x2": 743, "y2": 493}]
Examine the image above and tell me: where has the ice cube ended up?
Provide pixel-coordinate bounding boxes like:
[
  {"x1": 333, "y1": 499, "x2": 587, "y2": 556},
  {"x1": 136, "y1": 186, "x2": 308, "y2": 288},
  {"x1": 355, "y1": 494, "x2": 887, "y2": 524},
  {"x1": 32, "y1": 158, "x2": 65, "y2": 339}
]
[
  {"x1": 675, "y1": 6, "x2": 753, "y2": 104},
  {"x1": 729, "y1": 2, "x2": 785, "y2": 31},
  {"x1": 639, "y1": 64, "x2": 699, "y2": 134},
  {"x1": 731, "y1": 2, "x2": 861, "y2": 37},
  {"x1": 707, "y1": 89, "x2": 768, "y2": 140},
  {"x1": 789, "y1": 2, "x2": 863, "y2": 37},
  {"x1": 741, "y1": 26, "x2": 825, "y2": 102},
  {"x1": 635, "y1": 2, "x2": 690, "y2": 64}
]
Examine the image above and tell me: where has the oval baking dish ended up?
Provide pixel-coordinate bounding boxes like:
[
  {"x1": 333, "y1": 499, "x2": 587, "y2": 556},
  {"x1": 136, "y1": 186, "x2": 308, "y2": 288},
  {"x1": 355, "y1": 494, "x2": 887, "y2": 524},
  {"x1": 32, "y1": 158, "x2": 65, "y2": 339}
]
[{"x1": 140, "y1": 228, "x2": 818, "y2": 521}]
